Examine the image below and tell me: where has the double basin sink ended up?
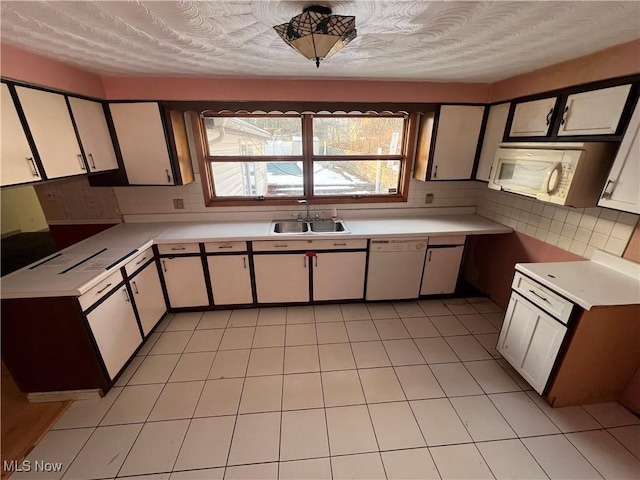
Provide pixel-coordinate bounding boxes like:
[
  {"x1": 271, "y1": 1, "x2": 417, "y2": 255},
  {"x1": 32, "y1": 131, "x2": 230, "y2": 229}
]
[{"x1": 269, "y1": 219, "x2": 349, "y2": 235}]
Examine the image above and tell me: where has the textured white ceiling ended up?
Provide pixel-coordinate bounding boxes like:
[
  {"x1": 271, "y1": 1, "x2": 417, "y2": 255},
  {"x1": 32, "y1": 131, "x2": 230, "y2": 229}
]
[{"x1": 1, "y1": 1, "x2": 639, "y2": 82}]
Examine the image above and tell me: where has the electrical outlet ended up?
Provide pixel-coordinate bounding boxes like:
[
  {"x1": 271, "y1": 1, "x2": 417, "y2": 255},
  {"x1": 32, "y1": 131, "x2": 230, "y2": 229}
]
[
  {"x1": 173, "y1": 198, "x2": 185, "y2": 210},
  {"x1": 425, "y1": 193, "x2": 434, "y2": 204}
]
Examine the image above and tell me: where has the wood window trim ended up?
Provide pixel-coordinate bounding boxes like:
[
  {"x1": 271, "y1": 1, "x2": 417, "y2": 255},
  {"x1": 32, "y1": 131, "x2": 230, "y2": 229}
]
[{"x1": 191, "y1": 111, "x2": 421, "y2": 208}]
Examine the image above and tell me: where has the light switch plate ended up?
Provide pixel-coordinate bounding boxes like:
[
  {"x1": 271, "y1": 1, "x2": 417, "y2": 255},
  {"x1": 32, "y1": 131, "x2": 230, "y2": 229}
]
[{"x1": 173, "y1": 198, "x2": 185, "y2": 209}]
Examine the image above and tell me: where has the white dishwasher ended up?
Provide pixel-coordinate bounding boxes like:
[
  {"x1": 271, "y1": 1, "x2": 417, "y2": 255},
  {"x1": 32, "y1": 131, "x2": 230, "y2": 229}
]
[{"x1": 366, "y1": 238, "x2": 428, "y2": 300}]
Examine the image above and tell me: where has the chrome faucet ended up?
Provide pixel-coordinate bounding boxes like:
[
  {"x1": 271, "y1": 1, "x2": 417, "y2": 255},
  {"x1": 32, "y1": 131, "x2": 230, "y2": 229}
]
[{"x1": 297, "y1": 199, "x2": 310, "y2": 221}]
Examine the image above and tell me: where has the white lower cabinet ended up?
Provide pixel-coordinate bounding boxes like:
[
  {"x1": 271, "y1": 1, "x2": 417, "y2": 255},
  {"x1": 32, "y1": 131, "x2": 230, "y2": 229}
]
[
  {"x1": 160, "y1": 256, "x2": 209, "y2": 308},
  {"x1": 253, "y1": 254, "x2": 309, "y2": 303},
  {"x1": 497, "y1": 291, "x2": 567, "y2": 394},
  {"x1": 207, "y1": 255, "x2": 253, "y2": 305},
  {"x1": 86, "y1": 286, "x2": 142, "y2": 380},
  {"x1": 130, "y1": 262, "x2": 166, "y2": 336},
  {"x1": 313, "y1": 251, "x2": 366, "y2": 301},
  {"x1": 420, "y1": 245, "x2": 464, "y2": 295}
]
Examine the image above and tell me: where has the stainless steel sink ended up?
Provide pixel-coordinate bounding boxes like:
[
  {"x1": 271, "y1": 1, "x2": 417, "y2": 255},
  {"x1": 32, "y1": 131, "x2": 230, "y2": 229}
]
[
  {"x1": 272, "y1": 221, "x2": 308, "y2": 234},
  {"x1": 310, "y1": 220, "x2": 346, "y2": 233},
  {"x1": 269, "y1": 219, "x2": 349, "y2": 235}
]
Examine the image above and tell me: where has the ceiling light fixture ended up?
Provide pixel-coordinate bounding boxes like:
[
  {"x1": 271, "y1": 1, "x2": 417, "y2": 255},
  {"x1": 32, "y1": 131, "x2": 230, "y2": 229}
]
[{"x1": 273, "y1": 5, "x2": 356, "y2": 68}]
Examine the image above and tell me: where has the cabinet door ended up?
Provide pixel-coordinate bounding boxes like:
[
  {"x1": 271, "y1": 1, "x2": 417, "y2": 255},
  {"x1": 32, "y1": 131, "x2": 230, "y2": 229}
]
[
  {"x1": 15, "y1": 86, "x2": 85, "y2": 179},
  {"x1": 599, "y1": 97, "x2": 640, "y2": 213},
  {"x1": 1, "y1": 84, "x2": 41, "y2": 186},
  {"x1": 558, "y1": 84, "x2": 631, "y2": 136},
  {"x1": 86, "y1": 286, "x2": 142, "y2": 380},
  {"x1": 109, "y1": 102, "x2": 175, "y2": 185},
  {"x1": 313, "y1": 251, "x2": 366, "y2": 301},
  {"x1": 254, "y1": 254, "x2": 309, "y2": 303},
  {"x1": 131, "y1": 262, "x2": 167, "y2": 336},
  {"x1": 476, "y1": 103, "x2": 510, "y2": 181},
  {"x1": 420, "y1": 246, "x2": 464, "y2": 295},
  {"x1": 160, "y1": 256, "x2": 209, "y2": 308},
  {"x1": 509, "y1": 97, "x2": 557, "y2": 137},
  {"x1": 431, "y1": 105, "x2": 484, "y2": 180},
  {"x1": 497, "y1": 292, "x2": 567, "y2": 394},
  {"x1": 68, "y1": 97, "x2": 119, "y2": 173},
  {"x1": 207, "y1": 255, "x2": 253, "y2": 305}
]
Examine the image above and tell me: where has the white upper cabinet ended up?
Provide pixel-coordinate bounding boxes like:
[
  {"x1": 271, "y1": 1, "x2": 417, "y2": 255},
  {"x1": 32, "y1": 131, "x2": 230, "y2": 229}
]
[
  {"x1": 1, "y1": 84, "x2": 41, "y2": 186},
  {"x1": 509, "y1": 97, "x2": 557, "y2": 137},
  {"x1": 68, "y1": 97, "x2": 119, "y2": 173},
  {"x1": 599, "y1": 97, "x2": 640, "y2": 214},
  {"x1": 430, "y1": 105, "x2": 485, "y2": 180},
  {"x1": 15, "y1": 86, "x2": 85, "y2": 179},
  {"x1": 557, "y1": 84, "x2": 632, "y2": 136},
  {"x1": 476, "y1": 103, "x2": 510, "y2": 181}
]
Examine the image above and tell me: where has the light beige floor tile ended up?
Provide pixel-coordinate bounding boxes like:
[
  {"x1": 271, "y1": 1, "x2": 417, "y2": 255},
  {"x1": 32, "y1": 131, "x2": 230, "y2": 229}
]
[
  {"x1": 567, "y1": 429, "x2": 640, "y2": 479},
  {"x1": 246, "y1": 347, "x2": 284, "y2": 377},
  {"x1": 609, "y1": 425, "x2": 640, "y2": 459},
  {"x1": 227, "y1": 308, "x2": 259, "y2": 328},
  {"x1": 197, "y1": 310, "x2": 231, "y2": 329},
  {"x1": 170, "y1": 467, "x2": 224, "y2": 479},
  {"x1": 61, "y1": 424, "x2": 142, "y2": 480},
  {"x1": 225, "y1": 463, "x2": 278, "y2": 480},
  {"x1": 318, "y1": 343, "x2": 356, "y2": 371},
  {"x1": 467, "y1": 298, "x2": 503, "y2": 314},
  {"x1": 331, "y1": 452, "x2": 386, "y2": 480},
  {"x1": 450, "y1": 395, "x2": 516, "y2": 442},
  {"x1": 374, "y1": 319, "x2": 410, "y2": 339},
  {"x1": 101, "y1": 384, "x2": 163, "y2": 425},
  {"x1": 476, "y1": 439, "x2": 547, "y2": 479},
  {"x1": 411, "y1": 398, "x2": 472, "y2": 446},
  {"x1": 278, "y1": 458, "x2": 332, "y2": 480},
  {"x1": 285, "y1": 323, "x2": 317, "y2": 346},
  {"x1": 340, "y1": 303, "x2": 371, "y2": 321},
  {"x1": 351, "y1": 341, "x2": 391, "y2": 368},
  {"x1": 394, "y1": 365, "x2": 445, "y2": 400},
  {"x1": 369, "y1": 401, "x2": 426, "y2": 450},
  {"x1": 445, "y1": 335, "x2": 492, "y2": 361},
  {"x1": 522, "y1": 434, "x2": 602, "y2": 480},
  {"x1": 148, "y1": 381, "x2": 204, "y2": 421},
  {"x1": 252, "y1": 325, "x2": 285, "y2": 348},
  {"x1": 284, "y1": 345, "x2": 319, "y2": 374},
  {"x1": 383, "y1": 339, "x2": 425, "y2": 366},
  {"x1": 414, "y1": 337, "x2": 459, "y2": 364},
  {"x1": 114, "y1": 473, "x2": 170, "y2": 479},
  {"x1": 239, "y1": 375, "x2": 282, "y2": 413},
  {"x1": 194, "y1": 378, "x2": 243, "y2": 417},
  {"x1": 218, "y1": 327, "x2": 255, "y2": 350},
  {"x1": 282, "y1": 372, "x2": 323, "y2": 410},
  {"x1": 322, "y1": 370, "x2": 365, "y2": 407},
  {"x1": 137, "y1": 332, "x2": 162, "y2": 356},
  {"x1": 402, "y1": 317, "x2": 441, "y2": 338},
  {"x1": 53, "y1": 386, "x2": 122, "y2": 429},
  {"x1": 430, "y1": 444, "x2": 493, "y2": 479},
  {"x1": 325, "y1": 405, "x2": 378, "y2": 455},
  {"x1": 456, "y1": 313, "x2": 498, "y2": 334},
  {"x1": 227, "y1": 412, "x2": 281, "y2": 465},
  {"x1": 495, "y1": 358, "x2": 532, "y2": 390},
  {"x1": 367, "y1": 302, "x2": 399, "y2": 319},
  {"x1": 314, "y1": 304, "x2": 343, "y2": 322},
  {"x1": 418, "y1": 299, "x2": 451, "y2": 316},
  {"x1": 526, "y1": 391, "x2": 601, "y2": 433},
  {"x1": 208, "y1": 349, "x2": 250, "y2": 379},
  {"x1": 430, "y1": 363, "x2": 483, "y2": 397},
  {"x1": 442, "y1": 298, "x2": 478, "y2": 315},
  {"x1": 345, "y1": 320, "x2": 380, "y2": 342},
  {"x1": 183, "y1": 330, "x2": 223, "y2": 353},
  {"x1": 430, "y1": 315, "x2": 470, "y2": 336},
  {"x1": 358, "y1": 367, "x2": 405, "y2": 403},
  {"x1": 169, "y1": 352, "x2": 215, "y2": 382},
  {"x1": 115, "y1": 356, "x2": 144, "y2": 386},
  {"x1": 489, "y1": 392, "x2": 560, "y2": 437},
  {"x1": 483, "y1": 312, "x2": 506, "y2": 330},
  {"x1": 583, "y1": 402, "x2": 640, "y2": 428},
  {"x1": 382, "y1": 448, "x2": 440, "y2": 480},
  {"x1": 149, "y1": 331, "x2": 193, "y2": 355},
  {"x1": 154, "y1": 314, "x2": 174, "y2": 333},
  {"x1": 316, "y1": 322, "x2": 349, "y2": 344},
  {"x1": 286, "y1": 305, "x2": 315, "y2": 324},
  {"x1": 258, "y1": 306, "x2": 287, "y2": 326},
  {"x1": 280, "y1": 409, "x2": 329, "y2": 461},
  {"x1": 11, "y1": 428, "x2": 93, "y2": 480},
  {"x1": 465, "y1": 360, "x2": 521, "y2": 394},
  {"x1": 393, "y1": 301, "x2": 425, "y2": 318},
  {"x1": 473, "y1": 333, "x2": 501, "y2": 359},
  {"x1": 165, "y1": 312, "x2": 203, "y2": 331},
  {"x1": 173, "y1": 416, "x2": 235, "y2": 470},
  {"x1": 119, "y1": 419, "x2": 189, "y2": 477}
]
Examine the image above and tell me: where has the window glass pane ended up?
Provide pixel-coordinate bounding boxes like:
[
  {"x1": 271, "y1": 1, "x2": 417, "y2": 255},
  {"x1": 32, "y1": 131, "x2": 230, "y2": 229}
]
[
  {"x1": 211, "y1": 162, "x2": 303, "y2": 197},
  {"x1": 313, "y1": 160, "x2": 401, "y2": 196},
  {"x1": 205, "y1": 117, "x2": 302, "y2": 156},
  {"x1": 313, "y1": 117, "x2": 405, "y2": 155}
]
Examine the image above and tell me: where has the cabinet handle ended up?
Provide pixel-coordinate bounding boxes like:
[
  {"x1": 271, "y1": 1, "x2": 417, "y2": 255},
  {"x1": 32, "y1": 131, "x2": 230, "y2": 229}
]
[
  {"x1": 433, "y1": 165, "x2": 438, "y2": 178},
  {"x1": 218, "y1": 245, "x2": 233, "y2": 249},
  {"x1": 601, "y1": 180, "x2": 614, "y2": 199},
  {"x1": 166, "y1": 169, "x2": 172, "y2": 183},
  {"x1": 96, "y1": 283, "x2": 112, "y2": 295},
  {"x1": 333, "y1": 243, "x2": 347, "y2": 246},
  {"x1": 275, "y1": 244, "x2": 288, "y2": 248},
  {"x1": 560, "y1": 105, "x2": 569, "y2": 126},
  {"x1": 171, "y1": 246, "x2": 186, "y2": 251},
  {"x1": 314, "y1": 256, "x2": 318, "y2": 267},
  {"x1": 242, "y1": 257, "x2": 247, "y2": 269},
  {"x1": 428, "y1": 250, "x2": 432, "y2": 262},
  {"x1": 162, "y1": 260, "x2": 167, "y2": 272},
  {"x1": 488, "y1": 165, "x2": 493, "y2": 180},
  {"x1": 135, "y1": 256, "x2": 147, "y2": 265},
  {"x1": 529, "y1": 289, "x2": 550, "y2": 304},
  {"x1": 77, "y1": 154, "x2": 86, "y2": 171},
  {"x1": 132, "y1": 281, "x2": 139, "y2": 294},
  {"x1": 303, "y1": 256, "x2": 307, "y2": 269},
  {"x1": 88, "y1": 153, "x2": 96, "y2": 169},
  {"x1": 545, "y1": 108, "x2": 553, "y2": 126},
  {"x1": 26, "y1": 157, "x2": 39, "y2": 177},
  {"x1": 123, "y1": 288, "x2": 130, "y2": 303}
]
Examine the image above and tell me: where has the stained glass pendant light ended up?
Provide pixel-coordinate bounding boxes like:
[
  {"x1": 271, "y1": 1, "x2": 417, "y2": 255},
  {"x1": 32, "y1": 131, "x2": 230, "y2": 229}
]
[{"x1": 273, "y1": 5, "x2": 356, "y2": 68}]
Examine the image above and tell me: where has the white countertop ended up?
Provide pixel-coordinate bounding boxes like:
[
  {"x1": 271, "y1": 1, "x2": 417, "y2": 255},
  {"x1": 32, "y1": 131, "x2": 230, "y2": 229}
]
[
  {"x1": 0, "y1": 214, "x2": 511, "y2": 299},
  {"x1": 516, "y1": 251, "x2": 640, "y2": 310}
]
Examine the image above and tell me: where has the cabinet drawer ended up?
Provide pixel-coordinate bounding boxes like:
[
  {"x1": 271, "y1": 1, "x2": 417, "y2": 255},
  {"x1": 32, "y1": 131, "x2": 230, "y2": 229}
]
[
  {"x1": 252, "y1": 240, "x2": 313, "y2": 252},
  {"x1": 428, "y1": 235, "x2": 466, "y2": 246},
  {"x1": 204, "y1": 241, "x2": 247, "y2": 253},
  {"x1": 124, "y1": 247, "x2": 154, "y2": 276},
  {"x1": 512, "y1": 272, "x2": 573, "y2": 324},
  {"x1": 79, "y1": 270, "x2": 124, "y2": 311},
  {"x1": 305, "y1": 239, "x2": 367, "y2": 250},
  {"x1": 157, "y1": 243, "x2": 200, "y2": 255}
]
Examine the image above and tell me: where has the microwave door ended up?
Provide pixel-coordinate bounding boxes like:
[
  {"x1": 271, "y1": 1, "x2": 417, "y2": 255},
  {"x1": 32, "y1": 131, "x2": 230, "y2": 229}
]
[{"x1": 491, "y1": 158, "x2": 554, "y2": 197}]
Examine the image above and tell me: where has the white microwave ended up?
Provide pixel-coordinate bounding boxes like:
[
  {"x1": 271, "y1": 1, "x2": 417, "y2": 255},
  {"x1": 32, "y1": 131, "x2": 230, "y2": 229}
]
[{"x1": 488, "y1": 142, "x2": 616, "y2": 207}]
